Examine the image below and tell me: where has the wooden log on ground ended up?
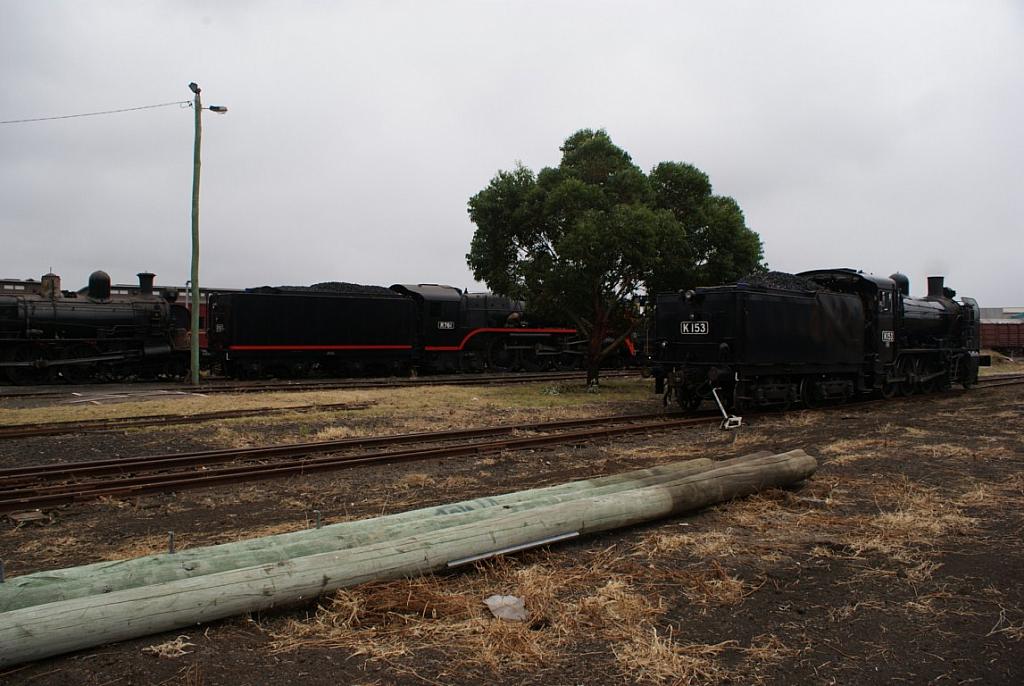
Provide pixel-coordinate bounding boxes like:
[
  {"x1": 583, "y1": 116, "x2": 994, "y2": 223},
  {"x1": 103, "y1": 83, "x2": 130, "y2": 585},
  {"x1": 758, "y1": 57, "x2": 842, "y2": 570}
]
[
  {"x1": 2, "y1": 455, "x2": 775, "y2": 612},
  {"x1": 0, "y1": 449, "x2": 815, "y2": 668}
]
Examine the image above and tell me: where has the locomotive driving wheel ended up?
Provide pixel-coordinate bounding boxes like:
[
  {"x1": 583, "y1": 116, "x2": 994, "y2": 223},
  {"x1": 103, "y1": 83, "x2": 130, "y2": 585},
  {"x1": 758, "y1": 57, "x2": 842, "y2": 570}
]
[
  {"x1": 880, "y1": 371, "x2": 899, "y2": 399},
  {"x1": 917, "y1": 358, "x2": 938, "y2": 394},
  {"x1": 799, "y1": 376, "x2": 821, "y2": 409},
  {"x1": 518, "y1": 345, "x2": 544, "y2": 372},
  {"x1": 459, "y1": 351, "x2": 485, "y2": 374},
  {"x1": 897, "y1": 357, "x2": 916, "y2": 396},
  {"x1": 676, "y1": 390, "x2": 702, "y2": 413},
  {"x1": 486, "y1": 338, "x2": 516, "y2": 372},
  {"x1": 555, "y1": 350, "x2": 581, "y2": 371}
]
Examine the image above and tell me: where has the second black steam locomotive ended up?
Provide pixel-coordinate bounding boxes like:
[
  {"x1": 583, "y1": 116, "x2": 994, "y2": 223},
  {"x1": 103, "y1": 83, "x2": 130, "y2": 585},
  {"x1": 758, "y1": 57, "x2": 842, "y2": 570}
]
[
  {"x1": 207, "y1": 283, "x2": 583, "y2": 379},
  {"x1": 651, "y1": 268, "x2": 989, "y2": 410}
]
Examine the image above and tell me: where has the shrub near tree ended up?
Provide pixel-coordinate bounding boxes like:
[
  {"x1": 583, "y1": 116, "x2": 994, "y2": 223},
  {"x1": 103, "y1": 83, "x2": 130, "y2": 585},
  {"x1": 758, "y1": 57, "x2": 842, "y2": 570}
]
[{"x1": 466, "y1": 129, "x2": 764, "y2": 385}]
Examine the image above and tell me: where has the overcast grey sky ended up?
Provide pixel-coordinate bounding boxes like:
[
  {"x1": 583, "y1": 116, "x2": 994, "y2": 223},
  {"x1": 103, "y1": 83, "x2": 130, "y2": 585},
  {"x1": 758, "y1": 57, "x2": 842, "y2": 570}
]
[{"x1": 1, "y1": 1, "x2": 1021, "y2": 305}]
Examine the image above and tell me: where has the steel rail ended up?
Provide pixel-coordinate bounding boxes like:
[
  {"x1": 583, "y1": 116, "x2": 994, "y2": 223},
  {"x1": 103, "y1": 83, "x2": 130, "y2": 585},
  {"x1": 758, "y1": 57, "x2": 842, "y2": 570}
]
[
  {"x1": 0, "y1": 415, "x2": 711, "y2": 511},
  {"x1": 975, "y1": 374, "x2": 1024, "y2": 388},
  {"x1": 0, "y1": 410, "x2": 693, "y2": 483},
  {"x1": 2, "y1": 375, "x2": 1017, "y2": 511}
]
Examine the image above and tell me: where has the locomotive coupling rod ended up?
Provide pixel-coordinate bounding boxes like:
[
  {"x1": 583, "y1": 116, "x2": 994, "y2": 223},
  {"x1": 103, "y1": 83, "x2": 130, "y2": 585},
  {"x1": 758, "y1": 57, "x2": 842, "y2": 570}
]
[{"x1": 711, "y1": 387, "x2": 742, "y2": 430}]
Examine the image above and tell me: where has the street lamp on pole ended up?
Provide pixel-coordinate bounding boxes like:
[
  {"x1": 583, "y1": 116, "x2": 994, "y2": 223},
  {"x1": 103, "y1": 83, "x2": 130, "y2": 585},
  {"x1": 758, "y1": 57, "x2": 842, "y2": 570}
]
[{"x1": 188, "y1": 82, "x2": 227, "y2": 386}]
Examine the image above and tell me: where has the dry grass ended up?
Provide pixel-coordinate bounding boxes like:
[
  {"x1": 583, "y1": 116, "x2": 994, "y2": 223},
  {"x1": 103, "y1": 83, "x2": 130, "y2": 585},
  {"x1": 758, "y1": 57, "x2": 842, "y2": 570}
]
[
  {"x1": 810, "y1": 477, "x2": 982, "y2": 576},
  {"x1": 312, "y1": 425, "x2": 366, "y2": 441},
  {"x1": 818, "y1": 437, "x2": 887, "y2": 465},
  {"x1": 678, "y1": 565, "x2": 748, "y2": 608},
  {"x1": 10, "y1": 517, "x2": 319, "y2": 565},
  {"x1": 613, "y1": 628, "x2": 733, "y2": 685},
  {"x1": 770, "y1": 411, "x2": 817, "y2": 429},
  {"x1": 636, "y1": 531, "x2": 738, "y2": 560},
  {"x1": 394, "y1": 472, "x2": 436, "y2": 489},
  {"x1": 869, "y1": 480, "x2": 977, "y2": 542},
  {"x1": 269, "y1": 558, "x2": 588, "y2": 672},
  {"x1": 0, "y1": 389, "x2": 375, "y2": 426},
  {"x1": 142, "y1": 635, "x2": 195, "y2": 658},
  {"x1": 919, "y1": 443, "x2": 975, "y2": 461},
  {"x1": 0, "y1": 377, "x2": 649, "y2": 439},
  {"x1": 827, "y1": 600, "x2": 886, "y2": 623},
  {"x1": 266, "y1": 544, "x2": 785, "y2": 683}
]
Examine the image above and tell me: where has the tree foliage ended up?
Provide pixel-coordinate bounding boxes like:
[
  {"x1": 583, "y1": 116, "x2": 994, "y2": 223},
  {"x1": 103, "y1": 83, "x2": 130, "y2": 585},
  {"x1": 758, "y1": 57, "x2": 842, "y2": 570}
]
[{"x1": 467, "y1": 129, "x2": 764, "y2": 383}]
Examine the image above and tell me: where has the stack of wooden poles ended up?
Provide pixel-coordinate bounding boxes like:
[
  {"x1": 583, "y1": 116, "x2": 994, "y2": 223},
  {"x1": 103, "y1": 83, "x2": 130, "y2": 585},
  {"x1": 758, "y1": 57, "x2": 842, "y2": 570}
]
[{"x1": 0, "y1": 448, "x2": 816, "y2": 668}]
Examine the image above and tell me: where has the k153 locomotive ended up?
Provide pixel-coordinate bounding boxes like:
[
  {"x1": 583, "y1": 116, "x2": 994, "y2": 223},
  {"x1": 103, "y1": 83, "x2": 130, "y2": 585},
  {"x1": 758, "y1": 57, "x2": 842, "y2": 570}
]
[{"x1": 651, "y1": 269, "x2": 989, "y2": 411}]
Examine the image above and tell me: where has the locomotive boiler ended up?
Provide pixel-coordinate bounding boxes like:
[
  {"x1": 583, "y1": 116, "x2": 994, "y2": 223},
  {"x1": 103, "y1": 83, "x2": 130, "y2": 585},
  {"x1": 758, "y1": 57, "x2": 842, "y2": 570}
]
[{"x1": 651, "y1": 268, "x2": 988, "y2": 411}]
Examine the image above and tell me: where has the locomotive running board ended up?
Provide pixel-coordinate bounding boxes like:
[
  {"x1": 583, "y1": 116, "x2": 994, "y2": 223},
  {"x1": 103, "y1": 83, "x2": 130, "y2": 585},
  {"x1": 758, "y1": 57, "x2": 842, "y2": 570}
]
[{"x1": 711, "y1": 387, "x2": 743, "y2": 430}]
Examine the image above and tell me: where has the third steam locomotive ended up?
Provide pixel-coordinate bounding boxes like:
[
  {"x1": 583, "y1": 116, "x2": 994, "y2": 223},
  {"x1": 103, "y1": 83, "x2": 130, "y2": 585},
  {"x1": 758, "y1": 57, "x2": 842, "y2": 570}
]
[{"x1": 651, "y1": 268, "x2": 989, "y2": 410}]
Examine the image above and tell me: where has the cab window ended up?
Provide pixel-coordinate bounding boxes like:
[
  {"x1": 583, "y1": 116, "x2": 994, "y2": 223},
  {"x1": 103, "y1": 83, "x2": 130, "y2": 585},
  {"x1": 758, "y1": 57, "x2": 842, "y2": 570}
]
[{"x1": 879, "y1": 290, "x2": 892, "y2": 313}]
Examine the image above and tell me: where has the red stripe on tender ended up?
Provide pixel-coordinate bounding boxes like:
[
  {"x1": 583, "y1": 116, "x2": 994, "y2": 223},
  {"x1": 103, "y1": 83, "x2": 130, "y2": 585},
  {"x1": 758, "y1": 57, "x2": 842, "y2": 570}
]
[
  {"x1": 424, "y1": 327, "x2": 577, "y2": 352},
  {"x1": 228, "y1": 345, "x2": 413, "y2": 351}
]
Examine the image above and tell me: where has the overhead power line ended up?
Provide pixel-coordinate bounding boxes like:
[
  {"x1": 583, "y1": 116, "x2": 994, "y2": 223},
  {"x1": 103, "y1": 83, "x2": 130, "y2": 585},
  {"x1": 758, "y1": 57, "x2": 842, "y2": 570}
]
[{"x1": 1, "y1": 100, "x2": 191, "y2": 125}]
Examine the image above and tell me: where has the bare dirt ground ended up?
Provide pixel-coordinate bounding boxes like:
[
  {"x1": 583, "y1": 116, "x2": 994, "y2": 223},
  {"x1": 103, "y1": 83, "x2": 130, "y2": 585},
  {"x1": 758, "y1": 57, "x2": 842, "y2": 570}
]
[{"x1": 1, "y1": 378, "x2": 1022, "y2": 685}]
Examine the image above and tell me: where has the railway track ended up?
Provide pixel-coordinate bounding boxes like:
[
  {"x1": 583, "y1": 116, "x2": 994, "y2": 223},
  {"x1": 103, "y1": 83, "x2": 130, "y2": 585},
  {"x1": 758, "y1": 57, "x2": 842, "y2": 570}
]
[
  {"x1": 2, "y1": 374, "x2": 1019, "y2": 513},
  {"x1": 0, "y1": 411, "x2": 710, "y2": 512},
  {"x1": 0, "y1": 369, "x2": 639, "y2": 401},
  {"x1": 975, "y1": 372, "x2": 1024, "y2": 388}
]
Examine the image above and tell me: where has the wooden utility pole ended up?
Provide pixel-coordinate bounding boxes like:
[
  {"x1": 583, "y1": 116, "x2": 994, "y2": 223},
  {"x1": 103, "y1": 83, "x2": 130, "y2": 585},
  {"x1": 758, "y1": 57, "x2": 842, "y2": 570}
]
[
  {"x1": 189, "y1": 82, "x2": 202, "y2": 387},
  {"x1": 1, "y1": 456, "x2": 727, "y2": 612},
  {"x1": 0, "y1": 450, "x2": 817, "y2": 667}
]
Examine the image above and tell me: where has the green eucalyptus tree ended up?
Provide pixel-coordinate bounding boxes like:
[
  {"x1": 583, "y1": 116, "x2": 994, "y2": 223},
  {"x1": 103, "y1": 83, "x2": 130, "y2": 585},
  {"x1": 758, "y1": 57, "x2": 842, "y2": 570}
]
[{"x1": 467, "y1": 129, "x2": 763, "y2": 384}]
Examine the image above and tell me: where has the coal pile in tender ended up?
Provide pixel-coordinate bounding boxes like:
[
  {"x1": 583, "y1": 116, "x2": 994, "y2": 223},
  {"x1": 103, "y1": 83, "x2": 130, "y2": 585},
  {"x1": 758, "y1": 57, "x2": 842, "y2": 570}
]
[
  {"x1": 738, "y1": 271, "x2": 823, "y2": 292},
  {"x1": 248, "y1": 282, "x2": 400, "y2": 296}
]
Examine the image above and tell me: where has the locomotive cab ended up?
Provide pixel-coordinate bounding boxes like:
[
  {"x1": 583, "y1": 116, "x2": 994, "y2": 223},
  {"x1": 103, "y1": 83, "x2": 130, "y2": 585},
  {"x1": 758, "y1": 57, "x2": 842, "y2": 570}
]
[
  {"x1": 390, "y1": 284, "x2": 464, "y2": 353},
  {"x1": 390, "y1": 284, "x2": 576, "y2": 373}
]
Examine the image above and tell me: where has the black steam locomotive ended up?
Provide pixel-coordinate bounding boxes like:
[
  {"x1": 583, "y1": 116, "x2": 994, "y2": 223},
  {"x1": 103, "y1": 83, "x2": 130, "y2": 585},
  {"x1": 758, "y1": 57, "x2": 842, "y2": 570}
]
[
  {"x1": 0, "y1": 271, "x2": 189, "y2": 384},
  {"x1": 651, "y1": 269, "x2": 989, "y2": 411},
  {"x1": 206, "y1": 283, "x2": 582, "y2": 379}
]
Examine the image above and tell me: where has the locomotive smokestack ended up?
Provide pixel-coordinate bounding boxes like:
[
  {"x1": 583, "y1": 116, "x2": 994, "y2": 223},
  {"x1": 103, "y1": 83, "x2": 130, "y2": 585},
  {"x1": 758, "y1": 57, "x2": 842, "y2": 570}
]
[
  {"x1": 138, "y1": 272, "x2": 155, "y2": 295},
  {"x1": 927, "y1": 276, "x2": 945, "y2": 298}
]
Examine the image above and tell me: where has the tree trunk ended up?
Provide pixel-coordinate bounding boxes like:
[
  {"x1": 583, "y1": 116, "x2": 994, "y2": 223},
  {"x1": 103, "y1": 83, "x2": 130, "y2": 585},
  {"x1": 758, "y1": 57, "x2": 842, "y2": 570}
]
[
  {"x1": 586, "y1": 297, "x2": 610, "y2": 386},
  {"x1": 0, "y1": 450, "x2": 815, "y2": 668}
]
